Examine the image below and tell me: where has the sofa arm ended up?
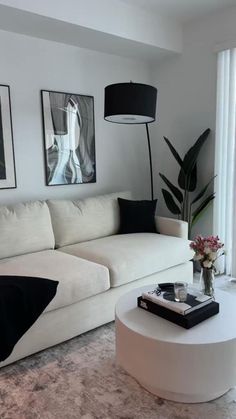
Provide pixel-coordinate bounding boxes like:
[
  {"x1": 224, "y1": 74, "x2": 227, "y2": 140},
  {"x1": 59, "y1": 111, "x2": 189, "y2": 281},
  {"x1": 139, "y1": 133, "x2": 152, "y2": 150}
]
[{"x1": 155, "y1": 216, "x2": 188, "y2": 240}]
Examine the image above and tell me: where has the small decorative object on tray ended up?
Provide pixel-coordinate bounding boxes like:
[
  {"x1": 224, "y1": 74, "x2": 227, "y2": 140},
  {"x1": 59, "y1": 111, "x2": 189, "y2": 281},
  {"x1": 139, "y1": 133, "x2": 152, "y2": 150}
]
[
  {"x1": 142, "y1": 286, "x2": 213, "y2": 315},
  {"x1": 190, "y1": 235, "x2": 225, "y2": 297},
  {"x1": 174, "y1": 281, "x2": 188, "y2": 302},
  {"x1": 138, "y1": 283, "x2": 219, "y2": 329}
]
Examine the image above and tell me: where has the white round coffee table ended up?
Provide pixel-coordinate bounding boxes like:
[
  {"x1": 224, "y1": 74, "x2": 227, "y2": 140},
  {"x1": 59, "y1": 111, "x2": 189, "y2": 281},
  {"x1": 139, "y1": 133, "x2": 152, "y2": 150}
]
[{"x1": 115, "y1": 285, "x2": 236, "y2": 403}]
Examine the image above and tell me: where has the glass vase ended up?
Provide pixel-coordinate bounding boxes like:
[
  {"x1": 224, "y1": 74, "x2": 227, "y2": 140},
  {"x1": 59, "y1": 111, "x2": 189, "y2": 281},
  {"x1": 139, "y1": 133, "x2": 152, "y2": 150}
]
[{"x1": 200, "y1": 267, "x2": 214, "y2": 297}]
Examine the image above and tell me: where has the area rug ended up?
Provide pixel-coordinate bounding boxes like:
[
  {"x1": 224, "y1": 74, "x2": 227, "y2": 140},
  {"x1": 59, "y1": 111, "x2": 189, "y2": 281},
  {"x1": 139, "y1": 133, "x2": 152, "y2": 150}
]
[{"x1": 0, "y1": 322, "x2": 236, "y2": 419}]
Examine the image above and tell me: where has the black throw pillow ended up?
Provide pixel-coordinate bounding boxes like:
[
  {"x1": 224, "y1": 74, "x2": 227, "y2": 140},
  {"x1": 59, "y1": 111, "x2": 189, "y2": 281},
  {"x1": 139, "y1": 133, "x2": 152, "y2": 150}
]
[{"x1": 118, "y1": 198, "x2": 158, "y2": 234}]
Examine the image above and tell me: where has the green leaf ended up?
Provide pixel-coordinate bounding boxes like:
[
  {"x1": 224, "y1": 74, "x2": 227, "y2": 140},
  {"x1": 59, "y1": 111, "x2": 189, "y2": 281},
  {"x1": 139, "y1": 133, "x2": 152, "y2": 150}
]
[
  {"x1": 159, "y1": 173, "x2": 183, "y2": 203},
  {"x1": 188, "y1": 163, "x2": 197, "y2": 191},
  {"x1": 191, "y1": 200, "x2": 214, "y2": 228},
  {"x1": 178, "y1": 129, "x2": 211, "y2": 191},
  {"x1": 191, "y1": 175, "x2": 216, "y2": 206},
  {"x1": 178, "y1": 163, "x2": 197, "y2": 192},
  {"x1": 191, "y1": 193, "x2": 215, "y2": 225},
  {"x1": 163, "y1": 137, "x2": 183, "y2": 167},
  {"x1": 183, "y1": 128, "x2": 211, "y2": 175},
  {"x1": 162, "y1": 189, "x2": 181, "y2": 215}
]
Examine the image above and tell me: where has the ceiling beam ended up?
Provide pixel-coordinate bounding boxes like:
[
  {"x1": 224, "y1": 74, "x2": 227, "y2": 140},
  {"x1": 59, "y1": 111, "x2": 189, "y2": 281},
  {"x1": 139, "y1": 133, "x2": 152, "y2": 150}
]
[{"x1": 0, "y1": 0, "x2": 183, "y2": 60}]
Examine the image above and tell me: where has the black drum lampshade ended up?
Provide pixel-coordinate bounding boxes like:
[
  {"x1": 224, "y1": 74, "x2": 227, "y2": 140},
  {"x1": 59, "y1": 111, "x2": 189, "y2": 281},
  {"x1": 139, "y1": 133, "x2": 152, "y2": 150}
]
[
  {"x1": 104, "y1": 82, "x2": 157, "y2": 124},
  {"x1": 104, "y1": 82, "x2": 158, "y2": 200}
]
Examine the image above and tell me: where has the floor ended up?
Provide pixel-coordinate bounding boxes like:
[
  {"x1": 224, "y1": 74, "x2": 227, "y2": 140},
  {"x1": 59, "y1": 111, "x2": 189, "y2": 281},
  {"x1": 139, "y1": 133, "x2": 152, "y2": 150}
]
[{"x1": 0, "y1": 276, "x2": 236, "y2": 419}]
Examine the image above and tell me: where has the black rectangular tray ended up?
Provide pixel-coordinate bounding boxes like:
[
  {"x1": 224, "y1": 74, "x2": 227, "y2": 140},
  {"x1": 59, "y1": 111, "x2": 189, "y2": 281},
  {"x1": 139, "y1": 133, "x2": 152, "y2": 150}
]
[{"x1": 137, "y1": 296, "x2": 219, "y2": 329}]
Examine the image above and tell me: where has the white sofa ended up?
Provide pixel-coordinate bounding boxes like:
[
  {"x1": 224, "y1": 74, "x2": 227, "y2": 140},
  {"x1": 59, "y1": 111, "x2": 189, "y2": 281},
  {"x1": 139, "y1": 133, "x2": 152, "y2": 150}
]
[{"x1": 0, "y1": 191, "x2": 193, "y2": 367}]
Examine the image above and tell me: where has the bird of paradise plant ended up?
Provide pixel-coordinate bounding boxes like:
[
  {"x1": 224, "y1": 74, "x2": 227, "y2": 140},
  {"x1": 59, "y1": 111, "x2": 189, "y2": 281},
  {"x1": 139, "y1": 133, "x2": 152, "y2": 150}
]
[{"x1": 159, "y1": 128, "x2": 215, "y2": 238}]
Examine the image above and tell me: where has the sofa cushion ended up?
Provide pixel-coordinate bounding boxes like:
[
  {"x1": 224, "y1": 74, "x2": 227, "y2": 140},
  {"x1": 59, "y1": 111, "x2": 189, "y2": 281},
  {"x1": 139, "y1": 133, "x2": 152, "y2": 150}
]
[
  {"x1": 0, "y1": 201, "x2": 55, "y2": 259},
  {"x1": 47, "y1": 191, "x2": 131, "y2": 248},
  {"x1": 59, "y1": 234, "x2": 193, "y2": 288},
  {"x1": 0, "y1": 250, "x2": 110, "y2": 312}
]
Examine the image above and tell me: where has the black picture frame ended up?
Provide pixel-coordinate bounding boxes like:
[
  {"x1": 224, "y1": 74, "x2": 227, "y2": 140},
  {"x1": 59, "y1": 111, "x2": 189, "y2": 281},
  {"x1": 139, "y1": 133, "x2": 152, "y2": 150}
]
[
  {"x1": 41, "y1": 89, "x2": 96, "y2": 186},
  {"x1": 0, "y1": 85, "x2": 16, "y2": 189}
]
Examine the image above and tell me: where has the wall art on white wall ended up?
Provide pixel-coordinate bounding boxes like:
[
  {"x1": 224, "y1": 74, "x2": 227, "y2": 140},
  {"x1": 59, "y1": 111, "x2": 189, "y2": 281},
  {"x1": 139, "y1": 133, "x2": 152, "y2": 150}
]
[
  {"x1": 41, "y1": 90, "x2": 96, "y2": 186},
  {"x1": 0, "y1": 85, "x2": 16, "y2": 189}
]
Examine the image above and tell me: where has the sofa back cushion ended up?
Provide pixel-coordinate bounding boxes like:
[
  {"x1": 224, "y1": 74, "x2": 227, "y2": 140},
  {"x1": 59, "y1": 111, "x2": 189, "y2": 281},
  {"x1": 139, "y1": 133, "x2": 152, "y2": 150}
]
[
  {"x1": 0, "y1": 201, "x2": 55, "y2": 259},
  {"x1": 47, "y1": 191, "x2": 131, "y2": 248}
]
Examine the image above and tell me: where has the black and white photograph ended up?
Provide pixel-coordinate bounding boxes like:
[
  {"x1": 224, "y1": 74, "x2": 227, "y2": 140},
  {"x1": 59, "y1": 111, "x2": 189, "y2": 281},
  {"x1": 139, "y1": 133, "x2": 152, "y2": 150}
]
[
  {"x1": 0, "y1": 85, "x2": 16, "y2": 189},
  {"x1": 41, "y1": 90, "x2": 96, "y2": 186}
]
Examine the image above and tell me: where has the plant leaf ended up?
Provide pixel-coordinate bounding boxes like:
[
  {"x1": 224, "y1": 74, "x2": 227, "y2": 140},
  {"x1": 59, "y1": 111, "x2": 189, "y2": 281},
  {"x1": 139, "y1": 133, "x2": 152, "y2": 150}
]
[
  {"x1": 163, "y1": 137, "x2": 183, "y2": 167},
  {"x1": 162, "y1": 189, "x2": 181, "y2": 215},
  {"x1": 159, "y1": 173, "x2": 183, "y2": 203},
  {"x1": 191, "y1": 193, "x2": 215, "y2": 225},
  {"x1": 191, "y1": 200, "x2": 214, "y2": 228},
  {"x1": 191, "y1": 175, "x2": 216, "y2": 206},
  {"x1": 178, "y1": 163, "x2": 197, "y2": 191},
  {"x1": 178, "y1": 129, "x2": 211, "y2": 191},
  {"x1": 183, "y1": 128, "x2": 211, "y2": 175}
]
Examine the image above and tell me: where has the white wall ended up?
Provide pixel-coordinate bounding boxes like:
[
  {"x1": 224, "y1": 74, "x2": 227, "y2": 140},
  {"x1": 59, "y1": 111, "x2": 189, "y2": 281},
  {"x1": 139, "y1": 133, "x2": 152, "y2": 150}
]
[
  {"x1": 0, "y1": 29, "x2": 152, "y2": 205},
  {"x1": 150, "y1": 6, "x2": 236, "y2": 237},
  {"x1": 2, "y1": 5, "x2": 235, "y2": 216}
]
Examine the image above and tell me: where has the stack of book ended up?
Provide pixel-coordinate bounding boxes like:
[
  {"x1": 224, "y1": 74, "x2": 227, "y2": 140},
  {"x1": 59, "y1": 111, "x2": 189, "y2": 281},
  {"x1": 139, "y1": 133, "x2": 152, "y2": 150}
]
[{"x1": 137, "y1": 287, "x2": 219, "y2": 329}]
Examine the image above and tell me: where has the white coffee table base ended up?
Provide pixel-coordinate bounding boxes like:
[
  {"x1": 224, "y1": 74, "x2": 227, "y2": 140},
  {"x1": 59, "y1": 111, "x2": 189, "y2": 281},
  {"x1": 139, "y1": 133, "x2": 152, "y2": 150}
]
[
  {"x1": 138, "y1": 383, "x2": 229, "y2": 404},
  {"x1": 115, "y1": 286, "x2": 236, "y2": 403}
]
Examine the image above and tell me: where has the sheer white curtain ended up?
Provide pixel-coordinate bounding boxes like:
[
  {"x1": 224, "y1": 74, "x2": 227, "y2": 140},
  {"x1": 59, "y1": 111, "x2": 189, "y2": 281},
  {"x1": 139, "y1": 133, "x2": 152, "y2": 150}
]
[{"x1": 214, "y1": 48, "x2": 236, "y2": 275}]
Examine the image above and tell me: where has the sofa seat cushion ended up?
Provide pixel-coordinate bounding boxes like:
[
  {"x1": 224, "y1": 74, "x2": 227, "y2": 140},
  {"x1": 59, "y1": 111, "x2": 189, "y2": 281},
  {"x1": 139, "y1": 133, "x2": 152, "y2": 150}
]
[
  {"x1": 58, "y1": 233, "x2": 193, "y2": 288},
  {"x1": 0, "y1": 250, "x2": 110, "y2": 312}
]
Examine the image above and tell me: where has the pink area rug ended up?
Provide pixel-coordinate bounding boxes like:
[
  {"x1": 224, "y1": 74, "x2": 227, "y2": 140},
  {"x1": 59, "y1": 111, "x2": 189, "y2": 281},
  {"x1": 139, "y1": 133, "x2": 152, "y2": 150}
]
[{"x1": 0, "y1": 322, "x2": 236, "y2": 419}]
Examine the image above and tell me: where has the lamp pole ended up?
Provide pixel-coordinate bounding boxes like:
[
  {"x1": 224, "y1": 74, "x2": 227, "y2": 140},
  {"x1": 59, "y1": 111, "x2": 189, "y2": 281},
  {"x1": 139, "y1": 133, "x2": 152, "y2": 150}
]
[{"x1": 145, "y1": 123, "x2": 154, "y2": 201}]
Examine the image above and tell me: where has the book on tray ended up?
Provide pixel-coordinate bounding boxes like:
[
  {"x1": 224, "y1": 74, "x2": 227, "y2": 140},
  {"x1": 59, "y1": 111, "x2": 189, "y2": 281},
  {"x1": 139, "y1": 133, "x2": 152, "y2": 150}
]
[
  {"x1": 142, "y1": 287, "x2": 213, "y2": 315},
  {"x1": 137, "y1": 295, "x2": 219, "y2": 329}
]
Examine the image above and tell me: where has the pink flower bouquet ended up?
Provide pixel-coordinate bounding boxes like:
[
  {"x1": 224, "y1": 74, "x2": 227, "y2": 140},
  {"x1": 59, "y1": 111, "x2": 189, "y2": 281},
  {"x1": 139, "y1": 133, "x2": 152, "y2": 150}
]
[{"x1": 190, "y1": 235, "x2": 224, "y2": 269}]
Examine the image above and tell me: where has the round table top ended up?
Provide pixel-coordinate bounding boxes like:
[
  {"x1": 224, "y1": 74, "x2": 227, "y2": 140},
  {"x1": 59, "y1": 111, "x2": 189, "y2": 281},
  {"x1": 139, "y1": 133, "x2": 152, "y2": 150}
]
[{"x1": 115, "y1": 285, "x2": 236, "y2": 345}]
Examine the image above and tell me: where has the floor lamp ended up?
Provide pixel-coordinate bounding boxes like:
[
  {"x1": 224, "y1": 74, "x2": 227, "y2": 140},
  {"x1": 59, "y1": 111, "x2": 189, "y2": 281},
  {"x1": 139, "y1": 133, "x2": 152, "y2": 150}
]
[{"x1": 104, "y1": 82, "x2": 157, "y2": 200}]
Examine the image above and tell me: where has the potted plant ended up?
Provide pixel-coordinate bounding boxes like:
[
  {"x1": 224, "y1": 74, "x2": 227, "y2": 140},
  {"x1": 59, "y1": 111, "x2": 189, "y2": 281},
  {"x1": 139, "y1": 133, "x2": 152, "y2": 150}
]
[{"x1": 159, "y1": 129, "x2": 215, "y2": 238}]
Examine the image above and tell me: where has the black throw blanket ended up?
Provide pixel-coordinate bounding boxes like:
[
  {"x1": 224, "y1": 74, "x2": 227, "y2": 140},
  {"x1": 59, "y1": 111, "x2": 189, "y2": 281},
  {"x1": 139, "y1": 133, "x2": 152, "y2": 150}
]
[{"x1": 0, "y1": 276, "x2": 58, "y2": 362}]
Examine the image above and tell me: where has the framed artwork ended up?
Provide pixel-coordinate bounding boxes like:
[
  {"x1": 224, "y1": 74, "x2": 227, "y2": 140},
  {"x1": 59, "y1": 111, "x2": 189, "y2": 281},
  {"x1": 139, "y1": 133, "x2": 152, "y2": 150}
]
[
  {"x1": 0, "y1": 85, "x2": 16, "y2": 189},
  {"x1": 41, "y1": 89, "x2": 96, "y2": 186}
]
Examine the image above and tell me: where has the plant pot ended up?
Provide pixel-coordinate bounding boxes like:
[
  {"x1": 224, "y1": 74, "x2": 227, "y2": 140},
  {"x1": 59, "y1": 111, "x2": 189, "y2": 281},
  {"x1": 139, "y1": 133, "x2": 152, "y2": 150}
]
[{"x1": 200, "y1": 267, "x2": 214, "y2": 297}]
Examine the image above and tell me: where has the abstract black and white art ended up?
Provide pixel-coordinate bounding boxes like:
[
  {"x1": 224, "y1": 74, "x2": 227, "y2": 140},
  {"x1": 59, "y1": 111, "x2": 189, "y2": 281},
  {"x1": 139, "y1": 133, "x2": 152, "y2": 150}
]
[
  {"x1": 41, "y1": 90, "x2": 96, "y2": 186},
  {"x1": 0, "y1": 85, "x2": 16, "y2": 189}
]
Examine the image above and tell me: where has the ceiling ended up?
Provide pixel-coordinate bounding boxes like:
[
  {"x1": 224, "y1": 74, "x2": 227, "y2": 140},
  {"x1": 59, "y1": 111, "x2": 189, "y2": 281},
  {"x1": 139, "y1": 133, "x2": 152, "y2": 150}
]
[
  {"x1": 0, "y1": 3, "x2": 180, "y2": 62},
  {"x1": 120, "y1": 0, "x2": 236, "y2": 23}
]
